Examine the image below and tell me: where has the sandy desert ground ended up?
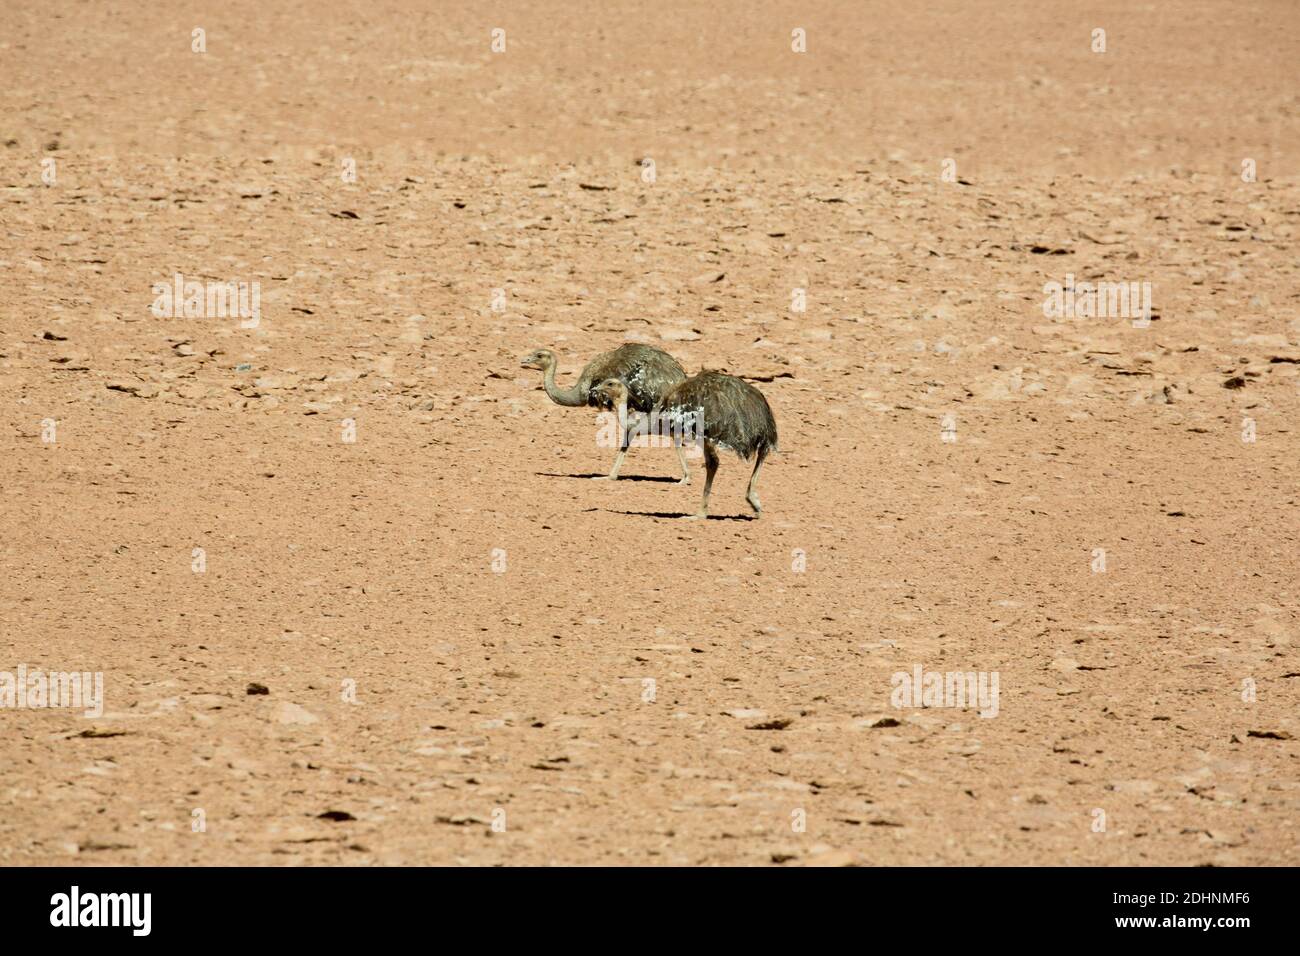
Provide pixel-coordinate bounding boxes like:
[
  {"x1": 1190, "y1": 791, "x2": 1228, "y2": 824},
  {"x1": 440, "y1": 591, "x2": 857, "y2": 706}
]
[{"x1": 2, "y1": 2, "x2": 1298, "y2": 865}]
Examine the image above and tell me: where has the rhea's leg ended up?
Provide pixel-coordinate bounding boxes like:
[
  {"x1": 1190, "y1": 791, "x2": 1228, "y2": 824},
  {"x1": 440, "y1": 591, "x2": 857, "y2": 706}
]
[
  {"x1": 690, "y1": 441, "x2": 719, "y2": 519},
  {"x1": 745, "y1": 447, "x2": 768, "y2": 516},
  {"x1": 674, "y1": 441, "x2": 691, "y2": 484},
  {"x1": 594, "y1": 405, "x2": 633, "y2": 480},
  {"x1": 601, "y1": 446, "x2": 628, "y2": 480},
  {"x1": 659, "y1": 411, "x2": 690, "y2": 483}
]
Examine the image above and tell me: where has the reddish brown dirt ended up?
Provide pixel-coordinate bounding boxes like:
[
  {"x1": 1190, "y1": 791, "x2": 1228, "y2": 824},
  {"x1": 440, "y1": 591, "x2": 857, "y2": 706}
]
[{"x1": 2, "y1": 2, "x2": 1298, "y2": 865}]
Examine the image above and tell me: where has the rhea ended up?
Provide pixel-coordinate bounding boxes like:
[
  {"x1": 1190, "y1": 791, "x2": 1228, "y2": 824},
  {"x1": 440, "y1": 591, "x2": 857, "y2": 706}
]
[
  {"x1": 521, "y1": 343, "x2": 691, "y2": 482},
  {"x1": 593, "y1": 370, "x2": 777, "y2": 519}
]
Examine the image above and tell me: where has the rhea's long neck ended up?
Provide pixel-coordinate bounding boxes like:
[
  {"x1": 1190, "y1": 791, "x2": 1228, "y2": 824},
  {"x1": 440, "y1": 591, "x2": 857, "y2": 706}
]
[
  {"x1": 542, "y1": 360, "x2": 586, "y2": 407},
  {"x1": 616, "y1": 398, "x2": 628, "y2": 439}
]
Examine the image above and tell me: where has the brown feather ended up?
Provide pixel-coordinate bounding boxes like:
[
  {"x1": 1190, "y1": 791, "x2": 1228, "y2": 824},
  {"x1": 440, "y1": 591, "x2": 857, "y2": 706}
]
[
  {"x1": 577, "y1": 344, "x2": 686, "y2": 413},
  {"x1": 654, "y1": 370, "x2": 778, "y2": 459}
]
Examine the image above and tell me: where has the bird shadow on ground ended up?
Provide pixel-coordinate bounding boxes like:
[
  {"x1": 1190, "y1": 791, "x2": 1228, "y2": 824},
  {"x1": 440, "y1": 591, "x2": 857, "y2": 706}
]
[
  {"x1": 591, "y1": 508, "x2": 757, "y2": 522},
  {"x1": 537, "y1": 472, "x2": 680, "y2": 483}
]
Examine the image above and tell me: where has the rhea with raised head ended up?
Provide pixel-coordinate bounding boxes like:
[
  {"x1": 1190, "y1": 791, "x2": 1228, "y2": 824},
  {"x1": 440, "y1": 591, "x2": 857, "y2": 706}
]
[{"x1": 521, "y1": 343, "x2": 691, "y2": 481}]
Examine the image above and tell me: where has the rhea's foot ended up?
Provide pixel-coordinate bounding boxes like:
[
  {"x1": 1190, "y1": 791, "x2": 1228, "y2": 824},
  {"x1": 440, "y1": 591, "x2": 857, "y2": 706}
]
[{"x1": 747, "y1": 494, "x2": 762, "y2": 515}]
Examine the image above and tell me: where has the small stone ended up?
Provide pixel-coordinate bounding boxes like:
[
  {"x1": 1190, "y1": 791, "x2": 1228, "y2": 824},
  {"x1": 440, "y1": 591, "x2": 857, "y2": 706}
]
[
  {"x1": 802, "y1": 849, "x2": 858, "y2": 867},
  {"x1": 276, "y1": 702, "x2": 318, "y2": 725}
]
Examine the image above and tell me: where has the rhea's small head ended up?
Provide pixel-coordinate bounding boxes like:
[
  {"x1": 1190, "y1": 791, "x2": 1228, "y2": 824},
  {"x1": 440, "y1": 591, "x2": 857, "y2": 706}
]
[
  {"x1": 592, "y1": 378, "x2": 628, "y2": 409},
  {"x1": 520, "y1": 348, "x2": 555, "y2": 371}
]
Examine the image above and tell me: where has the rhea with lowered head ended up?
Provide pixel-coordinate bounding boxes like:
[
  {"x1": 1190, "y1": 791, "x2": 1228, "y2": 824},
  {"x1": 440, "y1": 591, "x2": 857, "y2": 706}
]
[
  {"x1": 593, "y1": 370, "x2": 777, "y2": 519},
  {"x1": 521, "y1": 343, "x2": 691, "y2": 481}
]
